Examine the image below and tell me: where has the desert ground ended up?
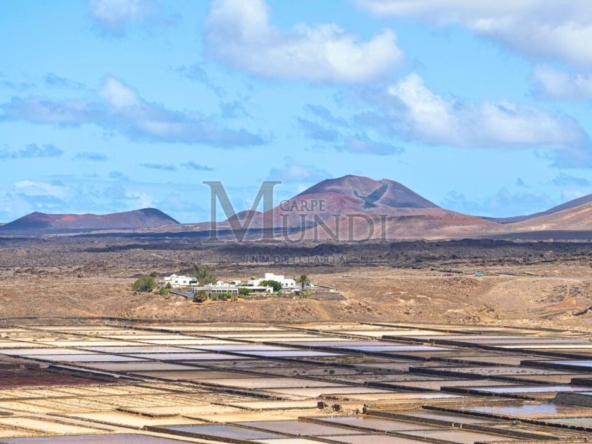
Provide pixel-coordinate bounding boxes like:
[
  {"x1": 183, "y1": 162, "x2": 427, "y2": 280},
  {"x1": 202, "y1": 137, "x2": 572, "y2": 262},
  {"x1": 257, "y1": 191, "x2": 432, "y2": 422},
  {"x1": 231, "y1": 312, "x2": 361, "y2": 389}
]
[
  {"x1": 1, "y1": 236, "x2": 591, "y2": 332},
  {"x1": 2, "y1": 236, "x2": 592, "y2": 443}
]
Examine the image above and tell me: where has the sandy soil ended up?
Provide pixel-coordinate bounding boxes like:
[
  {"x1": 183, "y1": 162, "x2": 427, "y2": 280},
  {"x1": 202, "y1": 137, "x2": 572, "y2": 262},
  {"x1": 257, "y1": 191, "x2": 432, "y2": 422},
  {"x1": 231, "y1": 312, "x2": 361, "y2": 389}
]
[
  {"x1": 1, "y1": 237, "x2": 592, "y2": 331},
  {"x1": 2, "y1": 265, "x2": 591, "y2": 333}
]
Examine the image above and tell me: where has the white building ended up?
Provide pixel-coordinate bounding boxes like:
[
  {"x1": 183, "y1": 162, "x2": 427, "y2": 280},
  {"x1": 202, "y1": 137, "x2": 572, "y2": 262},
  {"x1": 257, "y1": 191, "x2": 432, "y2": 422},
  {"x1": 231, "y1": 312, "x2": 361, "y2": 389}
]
[
  {"x1": 247, "y1": 273, "x2": 297, "y2": 290},
  {"x1": 163, "y1": 274, "x2": 198, "y2": 288},
  {"x1": 197, "y1": 283, "x2": 239, "y2": 295}
]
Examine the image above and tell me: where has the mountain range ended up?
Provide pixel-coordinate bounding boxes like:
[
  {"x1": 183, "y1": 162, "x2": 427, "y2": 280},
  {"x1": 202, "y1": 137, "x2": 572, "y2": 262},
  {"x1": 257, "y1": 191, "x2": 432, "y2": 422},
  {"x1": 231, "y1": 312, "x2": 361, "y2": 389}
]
[{"x1": 2, "y1": 175, "x2": 592, "y2": 240}]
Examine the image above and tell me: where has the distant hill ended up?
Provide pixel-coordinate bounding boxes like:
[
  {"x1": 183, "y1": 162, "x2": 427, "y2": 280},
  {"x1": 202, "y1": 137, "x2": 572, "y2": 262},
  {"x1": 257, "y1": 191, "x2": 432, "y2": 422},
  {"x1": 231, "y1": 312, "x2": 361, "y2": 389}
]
[
  {"x1": 292, "y1": 176, "x2": 497, "y2": 239},
  {"x1": 0, "y1": 208, "x2": 179, "y2": 234},
  {"x1": 214, "y1": 175, "x2": 592, "y2": 241},
  {"x1": 5, "y1": 176, "x2": 592, "y2": 241},
  {"x1": 503, "y1": 201, "x2": 592, "y2": 233},
  {"x1": 487, "y1": 193, "x2": 592, "y2": 224},
  {"x1": 215, "y1": 175, "x2": 497, "y2": 240},
  {"x1": 298, "y1": 175, "x2": 438, "y2": 209}
]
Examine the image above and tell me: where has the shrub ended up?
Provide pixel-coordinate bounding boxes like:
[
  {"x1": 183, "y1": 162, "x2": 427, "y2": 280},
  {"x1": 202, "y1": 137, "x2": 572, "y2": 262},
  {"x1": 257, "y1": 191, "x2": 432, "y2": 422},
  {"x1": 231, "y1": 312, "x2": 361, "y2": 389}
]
[
  {"x1": 211, "y1": 292, "x2": 236, "y2": 301},
  {"x1": 260, "y1": 280, "x2": 282, "y2": 292},
  {"x1": 158, "y1": 287, "x2": 170, "y2": 295},
  {"x1": 238, "y1": 287, "x2": 252, "y2": 296},
  {"x1": 193, "y1": 291, "x2": 208, "y2": 303},
  {"x1": 132, "y1": 276, "x2": 156, "y2": 292}
]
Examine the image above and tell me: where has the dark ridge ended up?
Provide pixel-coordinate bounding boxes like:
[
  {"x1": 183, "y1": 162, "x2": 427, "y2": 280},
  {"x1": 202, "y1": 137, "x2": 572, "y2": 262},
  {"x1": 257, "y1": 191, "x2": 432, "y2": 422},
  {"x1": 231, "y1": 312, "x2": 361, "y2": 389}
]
[{"x1": 483, "y1": 230, "x2": 592, "y2": 241}]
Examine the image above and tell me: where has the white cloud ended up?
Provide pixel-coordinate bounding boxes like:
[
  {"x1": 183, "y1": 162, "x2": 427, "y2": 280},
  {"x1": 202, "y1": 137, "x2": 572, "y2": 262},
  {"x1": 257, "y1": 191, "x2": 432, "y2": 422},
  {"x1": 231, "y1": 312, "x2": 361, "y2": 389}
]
[
  {"x1": 357, "y1": 0, "x2": 592, "y2": 68},
  {"x1": 362, "y1": 73, "x2": 585, "y2": 149},
  {"x1": 532, "y1": 66, "x2": 592, "y2": 100},
  {"x1": 205, "y1": 0, "x2": 403, "y2": 83},
  {"x1": 100, "y1": 77, "x2": 140, "y2": 108},
  {"x1": 0, "y1": 77, "x2": 264, "y2": 147},
  {"x1": 95, "y1": 77, "x2": 264, "y2": 146},
  {"x1": 125, "y1": 191, "x2": 155, "y2": 209},
  {"x1": 15, "y1": 181, "x2": 66, "y2": 199},
  {"x1": 90, "y1": 0, "x2": 155, "y2": 35},
  {"x1": 268, "y1": 157, "x2": 331, "y2": 184}
]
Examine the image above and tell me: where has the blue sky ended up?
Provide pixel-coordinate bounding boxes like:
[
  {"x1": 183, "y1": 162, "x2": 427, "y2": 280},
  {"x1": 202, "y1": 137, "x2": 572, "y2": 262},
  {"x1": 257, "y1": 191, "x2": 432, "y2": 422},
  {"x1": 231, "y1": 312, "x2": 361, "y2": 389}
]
[{"x1": 1, "y1": 0, "x2": 592, "y2": 222}]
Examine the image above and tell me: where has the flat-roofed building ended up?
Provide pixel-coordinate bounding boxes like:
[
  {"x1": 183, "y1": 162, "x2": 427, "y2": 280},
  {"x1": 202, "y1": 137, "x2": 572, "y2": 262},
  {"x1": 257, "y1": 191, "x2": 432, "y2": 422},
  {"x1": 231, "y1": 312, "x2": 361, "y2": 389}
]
[
  {"x1": 247, "y1": 272, "x2": 297, "y2": 290},
  {"x1": 163, "y1": 274, "x2": 198, "y2": 288}
]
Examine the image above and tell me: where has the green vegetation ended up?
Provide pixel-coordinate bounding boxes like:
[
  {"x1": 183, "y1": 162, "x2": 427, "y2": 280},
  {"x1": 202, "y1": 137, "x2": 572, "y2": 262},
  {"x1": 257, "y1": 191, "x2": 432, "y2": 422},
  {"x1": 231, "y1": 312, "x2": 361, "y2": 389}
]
[
  {"x1": 238, "y1": 287, "x2": 252, "y2": 296},
  {"x1": 210, "y1": 292, "x2": 238, "y2": 301},
  {"x1": 193, "y1": 264, "x2": 217, "y2": 285},
  {"x1": 132, "y1": 276, "x2": 156, "y2": 292},
  {"x1": 158, "y1": 287, "x2": 170, "y2": 295},
  {"x1": 193, "y1": 290, "x2": 208, "y2": 303},
  {"x1": 297, "y1": 274, "x2": 310, "y2": 290},
  {"x1": 260, "y1": 279, "x2": 282, "y2": 292}
]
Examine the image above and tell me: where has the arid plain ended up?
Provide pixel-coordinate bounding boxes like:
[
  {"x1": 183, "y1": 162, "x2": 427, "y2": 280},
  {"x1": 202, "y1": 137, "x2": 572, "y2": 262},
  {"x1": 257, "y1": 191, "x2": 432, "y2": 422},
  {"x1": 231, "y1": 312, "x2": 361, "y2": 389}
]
[
  {"x1": 1, "y1": 236, "x2": 591, "y2": 333},
  {"x1": 3, "y1": 236, "x2": 592, "y2": 443}
]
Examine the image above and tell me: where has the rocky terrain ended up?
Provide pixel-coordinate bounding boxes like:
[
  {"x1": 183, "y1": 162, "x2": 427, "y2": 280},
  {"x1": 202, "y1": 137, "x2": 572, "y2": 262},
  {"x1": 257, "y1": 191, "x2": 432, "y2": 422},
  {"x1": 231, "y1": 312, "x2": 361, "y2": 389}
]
[{"x1": 1, "y1": 236, "x2": 591, "y2": 332}]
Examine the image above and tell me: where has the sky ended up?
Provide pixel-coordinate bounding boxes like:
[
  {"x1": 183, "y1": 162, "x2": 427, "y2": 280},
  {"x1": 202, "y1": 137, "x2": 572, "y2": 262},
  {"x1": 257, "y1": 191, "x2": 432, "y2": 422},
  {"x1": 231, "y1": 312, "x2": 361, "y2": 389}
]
[{"x1": 1, "y1": 0, "x2": 592, "y2": 223}]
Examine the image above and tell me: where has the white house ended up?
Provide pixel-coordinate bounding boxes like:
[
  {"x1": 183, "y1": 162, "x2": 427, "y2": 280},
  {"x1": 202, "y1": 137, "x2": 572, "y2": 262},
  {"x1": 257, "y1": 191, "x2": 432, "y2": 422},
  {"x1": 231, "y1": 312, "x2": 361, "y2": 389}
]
[
  {"x1": 196, "y1": 283, "x2": 239, "y2": 295},
  {"x1": 247, "y1": 273, "x2": 297, "y2": 290},
  {"x1": 163, "y1": 274, "x2": 198, "y2": 288}
]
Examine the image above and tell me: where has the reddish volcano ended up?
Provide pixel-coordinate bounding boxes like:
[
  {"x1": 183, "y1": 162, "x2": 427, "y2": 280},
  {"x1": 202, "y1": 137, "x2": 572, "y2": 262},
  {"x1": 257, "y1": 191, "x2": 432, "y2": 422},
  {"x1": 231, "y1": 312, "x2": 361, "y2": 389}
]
[
  {"x1": 218, "y1": 175, "x2": 497, "y2": 240},
  {"x1": 298, "y1": 175, "x2": 438, "y2": 209},
  {"x1": 0, "y1": 208, "x2": 179, "y2": 233}
]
